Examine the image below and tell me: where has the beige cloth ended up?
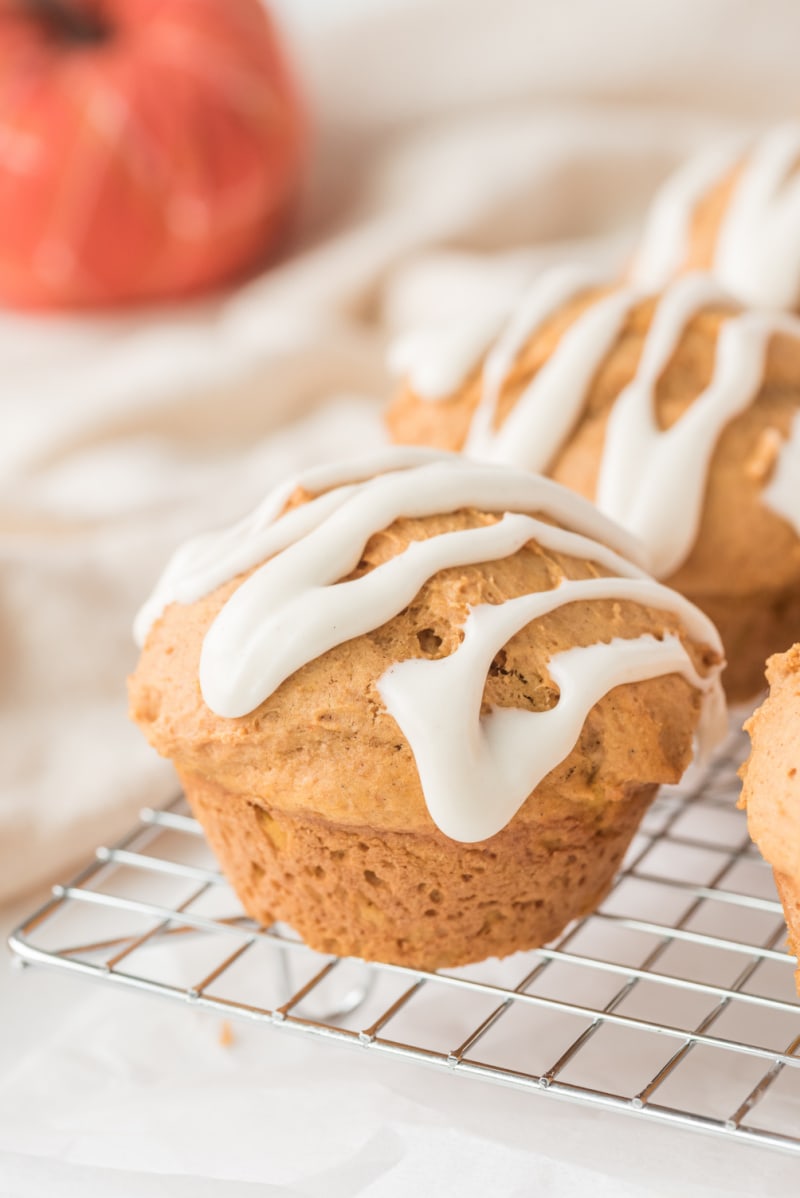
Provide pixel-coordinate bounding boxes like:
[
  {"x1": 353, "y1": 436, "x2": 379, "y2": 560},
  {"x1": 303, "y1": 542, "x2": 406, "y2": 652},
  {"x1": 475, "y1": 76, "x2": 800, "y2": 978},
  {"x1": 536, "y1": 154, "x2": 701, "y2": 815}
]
[{"x1": 2, "y1": 0, "x2": 799, "y2": 901}]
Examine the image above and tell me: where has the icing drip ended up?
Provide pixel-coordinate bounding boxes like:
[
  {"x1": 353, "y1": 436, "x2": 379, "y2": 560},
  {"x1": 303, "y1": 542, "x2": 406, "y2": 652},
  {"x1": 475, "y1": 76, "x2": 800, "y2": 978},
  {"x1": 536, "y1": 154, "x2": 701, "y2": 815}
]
[
  {"x1": 465, "y1": 266, "x2": 606, "y2": 458},
  {"x1": 137, "y1": 455, "x2": 726, "y2": 843},
  {"x1": 468, "y1": 285, "x2": 641, "y2": 470},
  {"x1": 452, "y1": 269, "x2": 800, "y2": 578},
  {"x1": 763, "y1": 412, "x2": 800, "y2": 534},
  {"x1": 632, "y1": 126, "x2": 800, "y2": 309},
  {"x1": 134, "y1": 448, "x2": 448, "y2": 646},
  {"x1": 198, "y1": 463, "x2": 659, "y2": 718},
  {"x1": 629, "y1": 141, "x2": 743, "y2": 291},
  {"x1": 389, "y1": 265, "x2": 604, "y2": 410},
  {"x1": 137, "y1": 449, "x2": 647, "y2": 647},
  {"x1": 594, "y1": 275, "x2": 800, "y2": 576},
  {"x1": 714, "y1": 125, "x2": 800, "y2": 310},
  {"x1": 481, "y1": 265, "x2": 606, "y2": 410},
  {"x1": 379, "y1": 622, "x2": 708, "y2": 843},
  {"x1": 388, "y1": 310, "x2": 506, "y2": 402}
]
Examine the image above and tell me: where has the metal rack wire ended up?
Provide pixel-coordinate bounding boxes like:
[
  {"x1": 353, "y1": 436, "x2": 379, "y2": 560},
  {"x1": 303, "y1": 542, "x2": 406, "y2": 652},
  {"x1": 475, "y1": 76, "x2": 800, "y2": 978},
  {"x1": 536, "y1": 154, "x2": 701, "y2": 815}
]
[{"x1": 8, "y1": 726, "x2": 800, "y2": 1155}]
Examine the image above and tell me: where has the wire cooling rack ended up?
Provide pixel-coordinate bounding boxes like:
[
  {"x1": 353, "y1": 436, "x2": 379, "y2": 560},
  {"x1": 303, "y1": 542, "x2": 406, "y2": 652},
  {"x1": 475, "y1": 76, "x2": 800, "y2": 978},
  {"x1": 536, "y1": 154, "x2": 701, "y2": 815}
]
[{"x1": 8, "y1": 726, "x2": 800, "y2": 1155}]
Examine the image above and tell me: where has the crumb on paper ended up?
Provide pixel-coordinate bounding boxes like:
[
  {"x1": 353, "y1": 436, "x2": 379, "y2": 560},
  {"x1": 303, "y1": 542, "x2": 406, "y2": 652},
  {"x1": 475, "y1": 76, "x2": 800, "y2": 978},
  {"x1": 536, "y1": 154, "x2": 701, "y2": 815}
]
[{"x1": 219, "y1": 1020, "x2": 235, "y2": 1048}]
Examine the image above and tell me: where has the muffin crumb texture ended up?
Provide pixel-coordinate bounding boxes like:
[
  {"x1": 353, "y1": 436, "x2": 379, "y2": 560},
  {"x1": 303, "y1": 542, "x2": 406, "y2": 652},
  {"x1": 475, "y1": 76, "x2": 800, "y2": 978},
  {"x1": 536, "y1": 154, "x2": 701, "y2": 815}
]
[{"x1": 183, "y1": 770, "x2": 655, "y2": 969}]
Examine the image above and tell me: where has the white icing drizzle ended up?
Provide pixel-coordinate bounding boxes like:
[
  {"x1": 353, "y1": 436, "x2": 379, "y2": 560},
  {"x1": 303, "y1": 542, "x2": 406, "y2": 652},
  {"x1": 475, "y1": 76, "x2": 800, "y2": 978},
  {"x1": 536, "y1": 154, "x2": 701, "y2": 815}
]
[
  {"x1": 134, "y1": 448, "x2": 448, "y2": 646},
  {"x1": 480, "y1": 264, "x2": 607, "y2": 413},
  {"x1": 436, "y1": 269, "x2": 800, "y2": 578},
  {"x1": 763, "y1": 412, "x2": 800, "y2": 534},
  {"x1": 468, "y1": 284, "x2": 641, "y2": 470},
  {"x1": 389, "y1": 265, "x2": 604, "y2": 410},
  {"x1": 629, "y1": 141, "x2": 743, "y2": 292},
  {"x1": 714, "y1": 125, "x2": 800, "y2": 310},
  {"x1": 632, "y1": 126, "x2": 800, "y2": 310},
  {"x1": 379, "y1": 624, "x2": 709, "y2": 843},
  {"x1": 138, "y1": 455, "x2": 726, "y2": 843},
  {"x1": 388, "y1": 309, "x2": 506, "y2": 402},
  {"x1": 596, "y1": 276, "x2": 800, "y2": 575}
]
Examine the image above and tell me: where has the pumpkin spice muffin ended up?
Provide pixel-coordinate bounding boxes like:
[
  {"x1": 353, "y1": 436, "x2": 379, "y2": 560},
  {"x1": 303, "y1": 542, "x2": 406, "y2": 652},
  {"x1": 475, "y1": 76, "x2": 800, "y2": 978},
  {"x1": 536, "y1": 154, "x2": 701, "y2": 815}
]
[
  {"x1": 387, "y1": 269, "x2": 800, "y2": 701},
  {"x1": 740, "y1": 645, "x2": 800, "y2": 993},
  {"x1": 130, "y1": 450, "x2": 725, "y2": 970}
]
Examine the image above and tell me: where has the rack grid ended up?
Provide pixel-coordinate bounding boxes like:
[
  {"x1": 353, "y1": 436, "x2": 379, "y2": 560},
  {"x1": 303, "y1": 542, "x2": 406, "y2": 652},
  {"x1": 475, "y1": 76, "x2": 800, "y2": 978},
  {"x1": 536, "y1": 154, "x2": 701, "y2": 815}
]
[{"x1": 8, "y1": 727, "x2": 800, "y2": 1155}]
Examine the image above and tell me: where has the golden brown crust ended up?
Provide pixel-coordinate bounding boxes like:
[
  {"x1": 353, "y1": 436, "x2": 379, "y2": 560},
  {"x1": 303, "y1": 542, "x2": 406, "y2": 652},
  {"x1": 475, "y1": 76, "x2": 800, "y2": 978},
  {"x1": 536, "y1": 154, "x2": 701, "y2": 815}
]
[
  {"x1": 740, "y1": 644, "x2": 800, "y2": 993},
  {"x1": 183, "y1": 769, "x2": 656, "y2": 970},
  {"x1": 740, "y1": 644, "x2": 800, "y2": 878},
  {"x1": 774, "y1": 871, "x2": 800, "y2": 994},
  {"x1": 386, "y1": 290, "x2": 800, "y2": 698}
]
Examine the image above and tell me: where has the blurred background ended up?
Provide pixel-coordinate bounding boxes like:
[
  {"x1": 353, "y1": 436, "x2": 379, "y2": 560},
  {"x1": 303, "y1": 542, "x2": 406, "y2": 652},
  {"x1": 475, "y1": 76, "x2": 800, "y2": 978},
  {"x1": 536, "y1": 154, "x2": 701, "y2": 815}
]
[{"x1": 3, "y1": 0, "x2": 800, "y2": 900}]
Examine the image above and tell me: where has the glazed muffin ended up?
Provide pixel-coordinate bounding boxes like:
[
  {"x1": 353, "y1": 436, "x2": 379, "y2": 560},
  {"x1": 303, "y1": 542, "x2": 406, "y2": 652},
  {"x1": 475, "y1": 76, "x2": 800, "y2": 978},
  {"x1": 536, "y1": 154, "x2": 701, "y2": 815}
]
[
  {"x1": 130, "y1": 450, "x2": 724, "y2": 970},
  {"x1": 740, "y1": 645, "x2": 800, "y2": 993},
  {"x1": 387, "y1": 269, "x2": 800, "y2": 701},
  {"x1": 629, "y1": 125, "x2": 800, "y2": 310}
]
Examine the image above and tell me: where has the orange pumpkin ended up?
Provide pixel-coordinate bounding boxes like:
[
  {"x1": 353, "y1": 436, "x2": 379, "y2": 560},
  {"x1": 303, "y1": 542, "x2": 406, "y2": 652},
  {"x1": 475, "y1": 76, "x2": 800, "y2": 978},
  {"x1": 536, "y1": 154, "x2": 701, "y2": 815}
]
[{"x1": 0, "y1": 0, "x2": 308, "y2": 309}]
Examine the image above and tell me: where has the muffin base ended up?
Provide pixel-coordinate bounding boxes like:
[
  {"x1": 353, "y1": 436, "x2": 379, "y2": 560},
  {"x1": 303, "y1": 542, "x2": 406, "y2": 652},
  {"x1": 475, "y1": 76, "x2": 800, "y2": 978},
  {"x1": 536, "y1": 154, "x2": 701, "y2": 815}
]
[
  {"x1": 686, "y1": 587, "x2": 800, "y2": 704},
  {"x1": 181, "y1": 771, "x2": 656, "y2": 971},
  {"x1": 774, "y1": 870, "x2": 800, "y2": 996}
]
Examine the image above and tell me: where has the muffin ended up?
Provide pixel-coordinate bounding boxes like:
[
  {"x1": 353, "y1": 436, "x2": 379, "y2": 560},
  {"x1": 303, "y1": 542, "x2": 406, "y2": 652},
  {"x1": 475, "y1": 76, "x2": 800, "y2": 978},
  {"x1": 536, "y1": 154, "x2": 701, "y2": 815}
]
[
  {"x1": 740, "y1": 645, "x2": 800, "y2": 993},
  {"x1": 386, "y1": 269, "x2": 800, "y2": 701},
  {"x1": 629, "y1": 125, "x2": 800, "y2": 310},
  {"x1": 130, "y1": 450, "x2": 725, "y2": 971}
]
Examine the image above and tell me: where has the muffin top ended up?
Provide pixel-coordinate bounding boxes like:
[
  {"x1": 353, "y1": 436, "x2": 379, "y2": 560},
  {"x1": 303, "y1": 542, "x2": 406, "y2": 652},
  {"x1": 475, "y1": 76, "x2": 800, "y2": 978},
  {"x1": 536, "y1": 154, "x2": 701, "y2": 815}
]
[
  {"x1": 741, "y1": 644, "x2": 800, "y2": 878},
  {"x1": 387, "y1": 269, "x2": 800, "y2": 596},
  {"x1": 130, "y1": 450, "x2": 725, "y2": 841}
]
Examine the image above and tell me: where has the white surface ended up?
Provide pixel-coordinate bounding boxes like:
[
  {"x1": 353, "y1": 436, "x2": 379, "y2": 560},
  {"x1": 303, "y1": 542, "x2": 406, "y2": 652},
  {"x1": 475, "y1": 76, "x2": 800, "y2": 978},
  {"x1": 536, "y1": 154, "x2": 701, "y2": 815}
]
[
  {"x1": 3, "y1": 896, "x2": 800, "y2": 1198},
  {"x1": 0, "y1": 937, "x2": 665, "y2": 1198},
  {"x1": 4, "y1": 0, "x2": 800, "y2": 1191}
]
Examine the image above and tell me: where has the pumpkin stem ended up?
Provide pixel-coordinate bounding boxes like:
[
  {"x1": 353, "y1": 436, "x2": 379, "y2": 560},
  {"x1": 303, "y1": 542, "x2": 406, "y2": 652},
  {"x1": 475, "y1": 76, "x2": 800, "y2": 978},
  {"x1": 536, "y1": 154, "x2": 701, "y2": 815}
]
[{"x1": 25, "y1": 0, "x2": 109, "y2": 44}]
